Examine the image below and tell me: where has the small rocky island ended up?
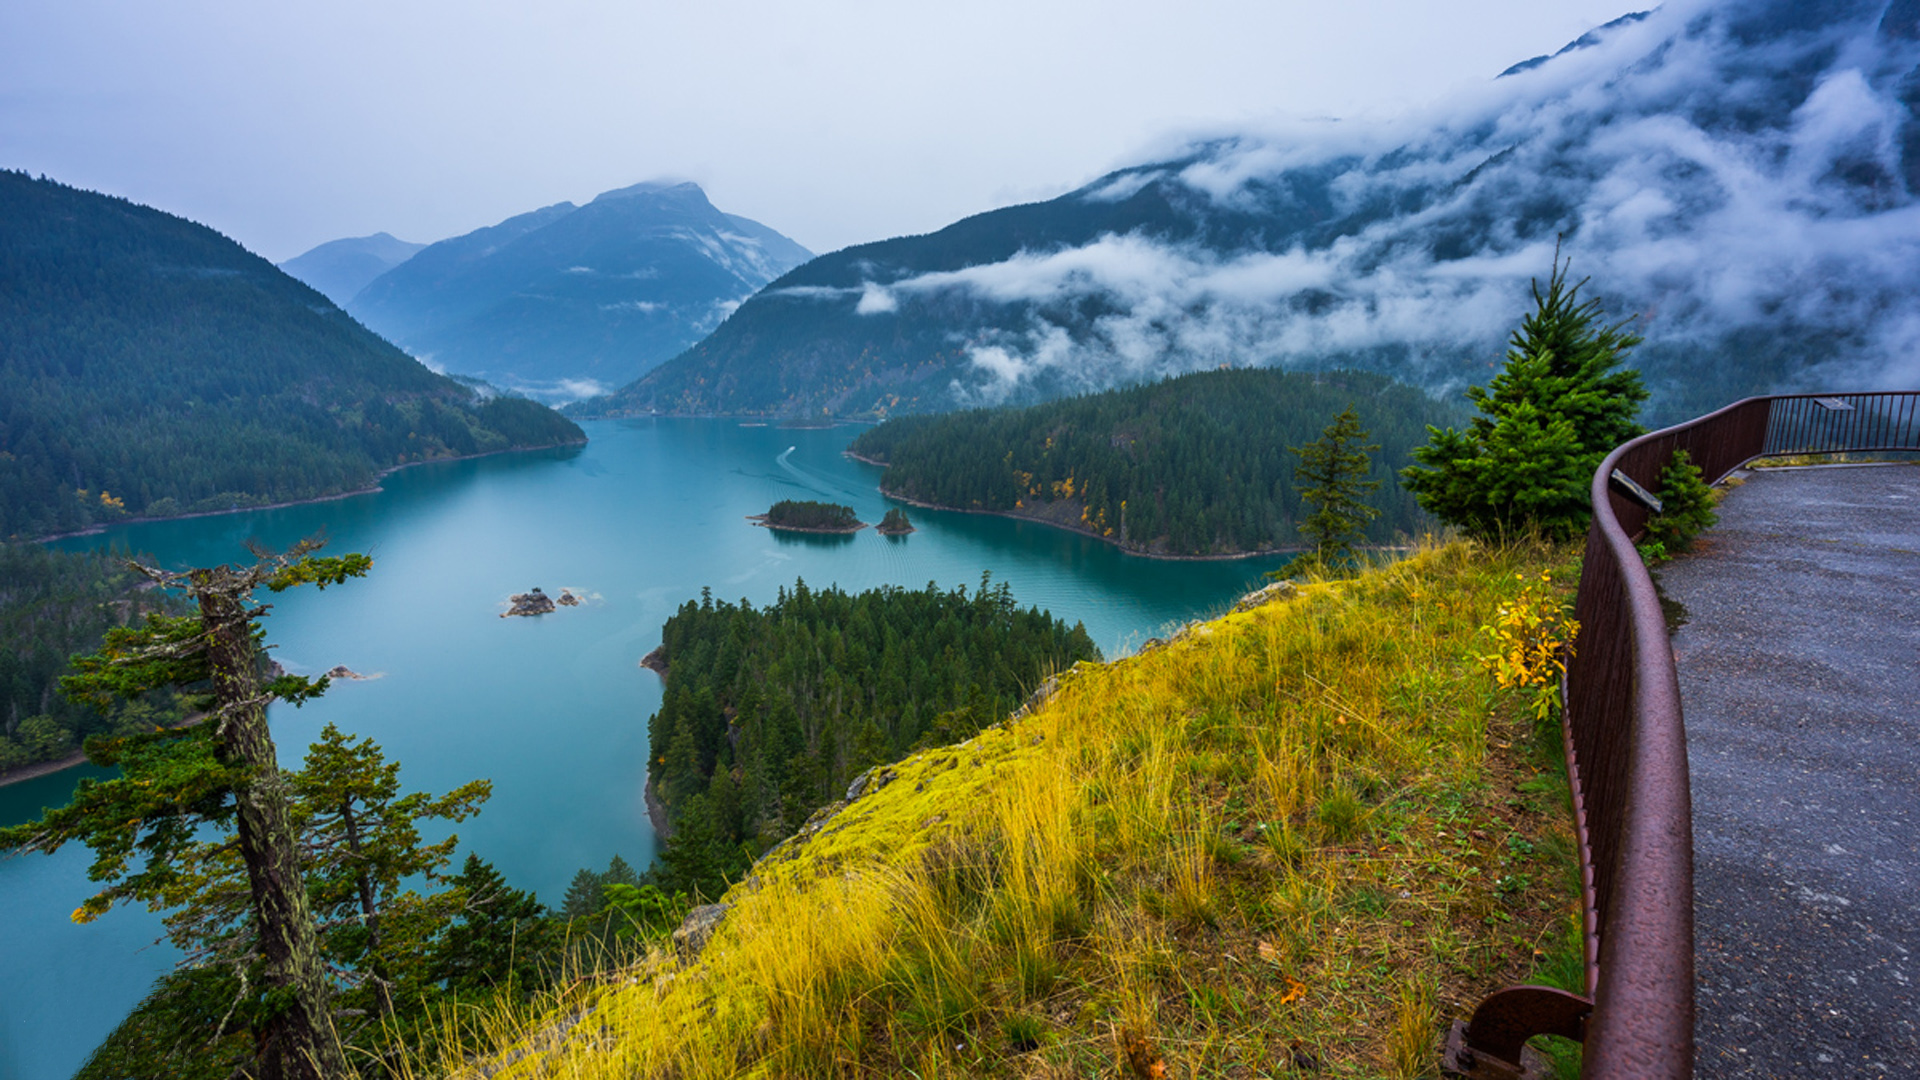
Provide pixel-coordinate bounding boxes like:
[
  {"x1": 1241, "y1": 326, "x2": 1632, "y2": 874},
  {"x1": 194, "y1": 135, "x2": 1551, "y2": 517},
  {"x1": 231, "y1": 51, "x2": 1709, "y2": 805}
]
[
  {"x1": 876, "y1": 507, "x2": 915, "y2": 535},
  {"x1": 501, "y1": 587, "x2": 582, "y2": 617},
  {"x1": 749, "y1": 499, "x2": 865, "y2": 534}
]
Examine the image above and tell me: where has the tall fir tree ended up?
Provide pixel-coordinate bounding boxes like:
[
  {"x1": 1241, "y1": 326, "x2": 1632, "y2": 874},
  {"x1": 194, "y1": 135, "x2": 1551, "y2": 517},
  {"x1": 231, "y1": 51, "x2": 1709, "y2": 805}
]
[
  {"x1": 1401, "y1": 253, "x2": 1647, "y2": 539},
  {"x1": 1291, "y1": 405, "x2": 1381, "y2": 566},
  {"x1": 0, "y1": 540, "x2": 370, "y2": 1080},
  {"x1": 433, "y1": 854, "x2": 553, "y2": 996},
  {"x1": 292, "y1": 723, "x2": 490, "y2": 1017},
  {"x1": 562, "y1": 867, "x2": 610, "y2": 919}
]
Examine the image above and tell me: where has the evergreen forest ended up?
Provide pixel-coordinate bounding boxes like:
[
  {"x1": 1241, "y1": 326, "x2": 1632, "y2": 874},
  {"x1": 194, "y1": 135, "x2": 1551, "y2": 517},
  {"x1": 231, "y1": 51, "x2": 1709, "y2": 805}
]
[
  {"x1": 0, "y1": 171, "x2": 584, "y2": 540},
  {"x1": 644, "y1": 577, "x2": 1100, "y2": 895},
  {"x1": 847, "y1": 368, "x2": 1461, "y2": 557},
  {"x1": 761, "y1": 499, "x2": 861, "y2": 531},
  {"x1": 0, "y1": 544, "x2": 189, "y2": 773}
]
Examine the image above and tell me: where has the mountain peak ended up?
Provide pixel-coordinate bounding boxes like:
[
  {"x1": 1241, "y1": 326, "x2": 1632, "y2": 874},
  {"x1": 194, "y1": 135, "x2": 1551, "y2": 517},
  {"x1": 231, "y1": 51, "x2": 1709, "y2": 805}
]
[
  {"x1": 591, "y1": 180, "x2": 708, "y2": 205},
  {"x1": 346, "y1": 182, "x2": 810, "y2": 400},
  {"x1": 1498, "y1": 10, "x2": 1651, "y2": 78},
  {"x1": 279, "y1": 231, "x2": 428, "y2": 306}
]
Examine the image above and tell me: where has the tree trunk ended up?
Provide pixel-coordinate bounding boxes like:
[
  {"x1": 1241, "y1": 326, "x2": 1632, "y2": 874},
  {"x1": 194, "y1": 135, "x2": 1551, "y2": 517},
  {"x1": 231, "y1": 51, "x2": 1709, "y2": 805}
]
[
  {"x1": 341, "y1": 798, "x2": 394, "y2": 1017},
  {"x1": 199, "y1": 579, "x2": 348, "y2": 1080}
]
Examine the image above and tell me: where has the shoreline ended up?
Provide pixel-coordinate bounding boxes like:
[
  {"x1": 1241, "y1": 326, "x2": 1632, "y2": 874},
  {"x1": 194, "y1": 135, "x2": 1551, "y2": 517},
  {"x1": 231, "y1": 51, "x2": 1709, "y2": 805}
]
[
  {"x1": 872, "y1": 486, "x2": 1297, "y2": 563},
  {"x1": 0, "y1": 714, "x2": 210, "y2": 790},
  {"x1": 576, "y1": 407, "x2": 878, "y2": 429},
  {"x1": 746, "y1": 514, "x2": 867, "y2": 535},
  {"x1": 636, "y1": 643, "x2": 673, "y2": 841},
  {"x1": 844, "y1": 449, "x2": 1289, "y2": 562},
  {"x1": 644, "y1": 774, "x2": 674, "y2": 840},
  {"x1": 34, "y1": 438, "x2": 588, "y2": 544},
  {"x1": 0, "y1": 750, "x2": 97, "y2": 789}
]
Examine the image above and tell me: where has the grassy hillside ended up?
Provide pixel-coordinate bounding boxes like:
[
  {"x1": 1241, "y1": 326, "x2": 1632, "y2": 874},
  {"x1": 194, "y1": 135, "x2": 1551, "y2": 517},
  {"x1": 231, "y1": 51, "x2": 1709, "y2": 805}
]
[
  {"x1": 0, "y1": 170, "x2": 584, "y2": 540},
  {"x1": 400, "y1": 540, "x2": 1583, "y2": 1079}
]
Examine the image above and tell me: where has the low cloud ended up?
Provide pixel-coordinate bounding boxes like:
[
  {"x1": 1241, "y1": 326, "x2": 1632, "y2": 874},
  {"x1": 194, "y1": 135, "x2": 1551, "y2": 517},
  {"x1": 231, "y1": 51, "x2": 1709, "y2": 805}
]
[
  {"x1": 854, "y1": 283, "x2": 897, "y2": 314},
  {"x1": 820, "y1": 0, "x2": 1920, "y2": 407},
  {"x1": 503, "y1": 376, "x2": 610, "y2": 404}
]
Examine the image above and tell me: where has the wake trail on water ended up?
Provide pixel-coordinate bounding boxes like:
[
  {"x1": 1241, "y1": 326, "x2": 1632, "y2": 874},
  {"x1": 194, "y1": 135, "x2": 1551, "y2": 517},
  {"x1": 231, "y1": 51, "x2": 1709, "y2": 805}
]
[{"x1": 774, "y1": 446, "x2": 864, "y2": 501}]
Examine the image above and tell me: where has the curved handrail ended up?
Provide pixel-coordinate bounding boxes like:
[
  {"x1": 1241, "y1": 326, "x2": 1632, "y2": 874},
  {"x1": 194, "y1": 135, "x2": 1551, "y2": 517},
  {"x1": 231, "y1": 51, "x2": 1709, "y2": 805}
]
[{"x1": 1447, "y1": 391, "x2": 1920, "y2": 1079}]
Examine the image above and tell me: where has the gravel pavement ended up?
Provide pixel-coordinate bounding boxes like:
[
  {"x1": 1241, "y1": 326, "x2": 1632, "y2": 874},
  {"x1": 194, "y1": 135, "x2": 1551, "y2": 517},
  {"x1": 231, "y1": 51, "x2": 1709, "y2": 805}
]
[{"x1": 1656, "y1": 464, "x2": 1920, "y2": 1077}]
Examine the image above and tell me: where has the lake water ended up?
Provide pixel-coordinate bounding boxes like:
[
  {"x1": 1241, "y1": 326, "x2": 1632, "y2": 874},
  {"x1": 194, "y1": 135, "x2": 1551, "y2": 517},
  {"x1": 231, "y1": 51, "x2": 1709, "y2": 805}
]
[{"x1": 0, "y1": 418, "x2": 1285, "y2": 1080}]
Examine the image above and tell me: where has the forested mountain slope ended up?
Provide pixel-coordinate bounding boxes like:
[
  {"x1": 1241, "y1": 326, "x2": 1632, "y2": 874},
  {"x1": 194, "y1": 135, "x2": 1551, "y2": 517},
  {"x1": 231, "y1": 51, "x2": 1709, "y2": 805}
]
[
  {"x1": 596, "y1": 0, "x2": 1920, "y2": 422},
  {"x1": 0, "y1": 544, "x2": 189, "y2": 774},
  {"x1": 643, "y1": 576, "x2": 1100, "y2": 894},
  {"x1": 0, "y1": 171, "x2": 583, "y2": 540},
  {"x1": 849, "y1": 369, "x2": 1458, "y2": 556}
]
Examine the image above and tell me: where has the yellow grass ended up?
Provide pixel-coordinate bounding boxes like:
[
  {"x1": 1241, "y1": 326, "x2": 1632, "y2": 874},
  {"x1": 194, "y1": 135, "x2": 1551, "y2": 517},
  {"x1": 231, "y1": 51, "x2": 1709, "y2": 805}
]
[{"x1": 397, "y1": 538, "x2": 1583, "y2": 1079}]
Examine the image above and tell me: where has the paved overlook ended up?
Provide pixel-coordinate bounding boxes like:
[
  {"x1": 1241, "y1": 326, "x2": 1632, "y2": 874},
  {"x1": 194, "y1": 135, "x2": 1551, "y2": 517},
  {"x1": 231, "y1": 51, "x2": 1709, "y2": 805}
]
[{"x1": 1658, "y1": 464, "x2": 1920, "y2": 1076}]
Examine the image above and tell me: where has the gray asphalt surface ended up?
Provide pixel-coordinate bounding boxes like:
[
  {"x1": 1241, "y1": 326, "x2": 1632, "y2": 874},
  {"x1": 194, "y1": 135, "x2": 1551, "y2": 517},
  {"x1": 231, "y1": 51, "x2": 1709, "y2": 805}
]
[{"x1": 1656, "y1": 464, "x2": 1920, "y2": 1077}]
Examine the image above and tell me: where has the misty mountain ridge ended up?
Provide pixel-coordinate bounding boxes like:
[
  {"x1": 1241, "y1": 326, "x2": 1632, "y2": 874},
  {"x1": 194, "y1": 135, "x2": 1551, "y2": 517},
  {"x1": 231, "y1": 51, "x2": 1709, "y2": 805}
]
[
  {"x1": 346, "y1": 181, "x2": 811, "y2": 401},
  {"x1": 278, "y1": 231, "x2": 426, "y2": 306},
  {"x1": 600, "y1": 0, "x2": 1920, "y2": 423}
]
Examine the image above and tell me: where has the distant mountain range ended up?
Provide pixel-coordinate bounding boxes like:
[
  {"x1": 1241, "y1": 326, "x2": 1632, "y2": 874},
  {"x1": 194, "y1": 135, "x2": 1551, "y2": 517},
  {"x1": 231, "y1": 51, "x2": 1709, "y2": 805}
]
[
  {"x1": 333, "y1": 182, "x2": 810, "y2": 400},
  {"x1": 279, "y1": 232, "x2": 426, "y2": 306},
  {"x1": 592, "y1": 0, "x2": 1920, "y2": 424},
  {"x1": 0, "y1": 171, "x2": 582, "y2": 540}
]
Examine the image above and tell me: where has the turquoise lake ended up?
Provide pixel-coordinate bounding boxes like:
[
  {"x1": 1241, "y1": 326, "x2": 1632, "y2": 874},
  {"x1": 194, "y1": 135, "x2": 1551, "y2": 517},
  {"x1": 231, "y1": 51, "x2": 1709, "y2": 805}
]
[{"x1": 0, "y1": 417, "x2": 1287, "y2": 1080}]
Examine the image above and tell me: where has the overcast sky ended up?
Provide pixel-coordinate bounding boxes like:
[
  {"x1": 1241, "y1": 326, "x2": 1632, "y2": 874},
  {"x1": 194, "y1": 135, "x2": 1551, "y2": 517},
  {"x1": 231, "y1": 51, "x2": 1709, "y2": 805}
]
[{"x1": 1, "y1": 0, "x2": 1632, "y2": 262}]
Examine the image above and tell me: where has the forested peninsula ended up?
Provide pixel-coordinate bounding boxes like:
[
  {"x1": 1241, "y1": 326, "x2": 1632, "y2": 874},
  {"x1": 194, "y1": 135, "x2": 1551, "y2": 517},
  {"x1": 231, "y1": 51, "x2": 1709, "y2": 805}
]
[
  {"x1": 0, "y1": 171, "x2": 584, "y2": 541},
  {"x1": 642, "y1": 577, "x2": 1099, "y2": 895},
  {"x1": 847, "y1": 368, "x2": 1461, "y2": 558}
]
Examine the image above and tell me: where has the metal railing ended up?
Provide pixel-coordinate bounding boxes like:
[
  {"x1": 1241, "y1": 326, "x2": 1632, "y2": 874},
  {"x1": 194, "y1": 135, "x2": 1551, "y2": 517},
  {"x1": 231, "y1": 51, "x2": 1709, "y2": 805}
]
[{"x1": 1445, "y1": 391, "x2": 1920, "y2": 1079}]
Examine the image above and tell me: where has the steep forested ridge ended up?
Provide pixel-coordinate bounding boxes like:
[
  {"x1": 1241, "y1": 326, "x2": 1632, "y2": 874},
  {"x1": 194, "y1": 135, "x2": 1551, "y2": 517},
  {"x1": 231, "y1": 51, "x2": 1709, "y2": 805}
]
[
  {"x1": 580, "y1": 177, "x2": 1239, "y2": 419},
  {"x1": 0, "y1": 171, "x2": 584, "y2": 539},
  {"x1": 645, "y1": 578, "x2": 1099, "y2": 883},
  {"x1": 588, "y1": 1, "x2": 1920, "y2": 424},
  {"x1": 0, "y1": 544, "x2": 188, "y2": 773},
  {"x1": 848, "y1": 368, "x2": 1459, "y2": 556}
]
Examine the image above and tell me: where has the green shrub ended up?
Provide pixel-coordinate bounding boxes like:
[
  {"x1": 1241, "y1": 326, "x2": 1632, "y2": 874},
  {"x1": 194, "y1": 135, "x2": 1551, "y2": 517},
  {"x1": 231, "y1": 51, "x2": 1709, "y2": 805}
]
[
  {"x1": 1642, "y1": 449, "x2": 1720, "y2": 554},
  {"x1": 1402, "y1": 256, "x2": 1647, "y2": 539}
]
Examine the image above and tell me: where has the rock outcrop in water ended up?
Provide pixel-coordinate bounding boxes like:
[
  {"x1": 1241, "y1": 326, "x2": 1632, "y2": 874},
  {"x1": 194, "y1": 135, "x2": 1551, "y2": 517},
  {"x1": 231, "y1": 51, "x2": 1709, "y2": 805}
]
[{"x1": 502, "y1": 588, "x2": 557, "y2": 617}]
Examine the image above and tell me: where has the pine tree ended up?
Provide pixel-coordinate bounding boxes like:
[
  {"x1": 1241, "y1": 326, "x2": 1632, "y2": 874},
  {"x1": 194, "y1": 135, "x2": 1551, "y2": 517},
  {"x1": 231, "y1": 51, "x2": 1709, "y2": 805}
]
[
  {"x1": 604, "y1": 853, "x2": 642, "y2": 889},
  {"x1": 0, "y1": 540, "x2": 369, "y2": 1080},
  {"x1": 292, "y1": 723, "x2": 490, "y2": 1017},
  {"x1": 1641, "y1": 449, "x2": 1720, "y2": 555},
  {"x1": 1291, "y1": 405, "x2": 1381, "y2": 566},
  {"x1": 1402, "y1": 254, "x2": 1647, "y2": 539},
  {"x1": 434, "y1": 855, "x2": 552, "y2": 996},
  {"x1": 563, "y1": 868, "x2": 609, "y2": 919}
]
